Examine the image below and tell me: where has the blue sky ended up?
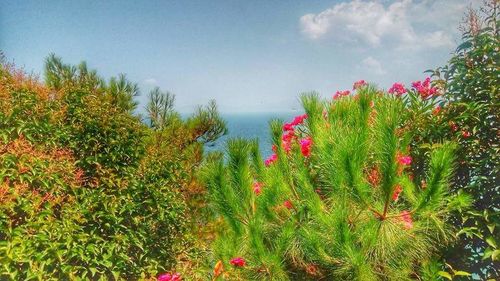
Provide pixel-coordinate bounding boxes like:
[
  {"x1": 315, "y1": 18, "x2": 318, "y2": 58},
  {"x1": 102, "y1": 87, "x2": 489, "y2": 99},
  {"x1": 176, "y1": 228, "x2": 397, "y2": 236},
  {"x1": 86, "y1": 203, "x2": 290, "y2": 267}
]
[{"x1": 1, "y1": 0, "x2": 474, "y2": 113}]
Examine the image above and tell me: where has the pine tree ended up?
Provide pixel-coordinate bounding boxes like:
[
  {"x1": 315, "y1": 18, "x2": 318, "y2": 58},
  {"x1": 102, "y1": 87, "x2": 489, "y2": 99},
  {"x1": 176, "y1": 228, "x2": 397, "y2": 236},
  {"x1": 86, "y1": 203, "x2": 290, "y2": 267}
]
[{"x1": 202, "y1": 85, "x2": 464, "y2": 280}]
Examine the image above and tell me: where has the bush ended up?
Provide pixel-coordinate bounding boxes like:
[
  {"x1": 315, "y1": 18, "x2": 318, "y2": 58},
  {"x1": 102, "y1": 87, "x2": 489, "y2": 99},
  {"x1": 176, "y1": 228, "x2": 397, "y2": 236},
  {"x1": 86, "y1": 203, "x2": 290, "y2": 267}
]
[
  {"x1": 203, "y1": 84, "x2": 463, "y2": 280},
  {"x1": 0, "y1": 55, "x2": 225, "y2": 280},
  {"x1": 404, "y1": 2, "x2": 499, "y2": 278}
]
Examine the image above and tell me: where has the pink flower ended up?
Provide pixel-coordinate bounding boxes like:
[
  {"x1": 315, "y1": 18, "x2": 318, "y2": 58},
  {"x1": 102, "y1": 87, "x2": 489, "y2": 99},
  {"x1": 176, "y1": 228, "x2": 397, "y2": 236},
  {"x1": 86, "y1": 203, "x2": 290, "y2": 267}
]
[
  {"x1": 158, "y1": 273, "x2": 182, "y2": 281},
  {"x1": 399, "y1": 211, "x2": 413, "y2": 230},
  {"x1": 353, "y1": 80, "x2": 368, "y2": 90},
  {"x1": 283, "y1": 200, "x2": 293, "y2": 210},
  {"x1": 300, "y1": 137, "x2": 312, "y2": 157},
  {"x1": 265, "y1": 153, "x2": 278, "y2": 167},
  {"x1": 333, "y1": 90, "x2": 350, "y2": 100},
  {"x1": 411, "y1": 77, "x2": 438, "y2": 99},
  {"x1": 283, "y1": 122, "x2": 294, "y2": 131},
  {"x1": 253, "y1": 182, "x2": 263, "y2": 195},
  {"x1": 388, "y1": 83, "x2": 407, "y2": 96},
  {"x1": 282, "y1": 130, "x2": 295, "y2": 153},
  {"x1": 462, "y1": 131, "x2": 471, "y2": 138},
  {"x1": 397, "y1": 155, "x2": 412, "y2": 166},
  {"x1": 283, "y1": 114, "x2": 307, "y2": 131},
  {"x1": 291, "y1": 114, "x2": 308, "y2": 126},
  {"x1": 230, "y1": 257, "x2": 246, "y2": 267},
  {"x1": 392, "y1": 184, "x2": 403, "y2": 201}
]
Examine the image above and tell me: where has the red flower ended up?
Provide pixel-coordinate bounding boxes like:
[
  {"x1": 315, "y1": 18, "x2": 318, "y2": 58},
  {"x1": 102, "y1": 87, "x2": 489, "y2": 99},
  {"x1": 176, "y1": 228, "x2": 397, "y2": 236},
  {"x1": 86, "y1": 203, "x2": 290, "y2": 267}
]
[
  {"x1": 353, "y1": 80, "x2": 368, "y2": 90},
  {"x1": 449, "y1": 121, "x2": 458, "y2": 132},
  {"x1": 462, "y1": 131, "x2": 471, "y2": 138},
  {"x1": 333, "y1": 90, "x2": 351, "y2": 100},
  {"x1": 283, "y1": 200, "x2": 293, "y2": 210},
  {"x1": 397, "y1": 155, "x2": 412, "y2": 166},
  {"x1": 367, "y1": 167, "x2": 381, "y2": 186},
  {"x1": 388, "y1": 83, "x2": 407, "y2": 96},
  {"x1": 305, "y1": 264, "x2": 319, "y2": 276},
  {"x1": 399, "y1": 211, "x2": 413, "y2": 230},
  {"x1": 392, "y1": 184, "x2": 403, "y2": 201},
  {"x1": 265, "y1": 153, "x2": 278, "y2": 167},
  {"x1": 253, "y1": 182, "x2": 263, "y2": 195},
  {"x1": 432, "y1": 105, "x2": 441, "y2": 115},
  {"x1": 299, "y1": 137, "x2": 312, "y2": 157},
  {"x1": 411, "y1": 77, "x2": 438, "y2": 99},
  {"x1": 230, "y1": 257, "x2": 246, "y2": 267},
  {"x1": 213, "y1": 260, "x2": 224, "y2": 277},
  {"x1": 158, "y1": 273, "x2": 182, "y2": 281}
]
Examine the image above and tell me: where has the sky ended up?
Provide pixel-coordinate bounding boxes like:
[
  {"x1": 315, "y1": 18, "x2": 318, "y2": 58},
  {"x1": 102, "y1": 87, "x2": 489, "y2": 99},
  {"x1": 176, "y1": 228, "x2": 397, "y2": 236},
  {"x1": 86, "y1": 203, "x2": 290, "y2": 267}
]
[{"x1": 1, "y1": 0, "x2": 477, "y2": 113}]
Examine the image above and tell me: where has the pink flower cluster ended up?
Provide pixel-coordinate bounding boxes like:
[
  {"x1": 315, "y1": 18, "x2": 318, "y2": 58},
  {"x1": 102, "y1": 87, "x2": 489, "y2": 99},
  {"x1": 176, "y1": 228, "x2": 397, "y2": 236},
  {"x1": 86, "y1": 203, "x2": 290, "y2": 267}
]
[
  {"x1": 300, "y1": 137, "x2": 312, "y2": 157},
  {"x1": 264, "y1": 153, "x2": 278, "y2": 167},
  {"x1": 333, "y1": 90, "x2": 351, "y2": 100},
  {"x1": 284, "y1": 114, "x2": 308, "y2": 130},
  {"x1": 353, "y1": 80, "x2": 368, "y2": 90},
  {"x1": 253, "y1": 182, "x2": 263, "y2": 195},
  {"x1": 158, "y1": 273, "x2": 181, "y2": 281},
  {"x1": 388, "y1": 83, "x2": 407, "y2": 96},
  {"x1": 411, "y1": 77, "x2": 438, "y2": 99},
  {"x1": 392, "y1": 184, "x2": 403, "y2": 201},
  {"x1": 399, "y1": 211, "x2": 413, "y2": 230},
  {"x1": 282, "y1": 130, "x2": 295, "y2": 153},
  {"x1": 230, "y1": 257, "x2": 246, "y2": 267},
  {"x1": 265, "y1": 114, "x2": 312, "y2": 166},
  {"x1": 397, "y1": 155, "x2": 412, "y2": 166}
]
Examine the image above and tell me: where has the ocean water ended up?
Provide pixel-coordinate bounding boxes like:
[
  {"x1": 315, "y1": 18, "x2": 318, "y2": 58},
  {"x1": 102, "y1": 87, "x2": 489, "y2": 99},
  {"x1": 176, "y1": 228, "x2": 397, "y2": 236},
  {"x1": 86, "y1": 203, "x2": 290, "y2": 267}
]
[{"x1": 206, "y1": 112, "x2": 298, "y2": 158}]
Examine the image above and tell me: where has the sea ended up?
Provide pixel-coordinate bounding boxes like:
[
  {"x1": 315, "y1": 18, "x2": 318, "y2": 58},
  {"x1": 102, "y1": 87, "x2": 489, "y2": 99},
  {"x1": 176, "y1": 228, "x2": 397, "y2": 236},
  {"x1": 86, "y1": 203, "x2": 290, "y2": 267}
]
[{"x1": 206, "y1": 112, "x2": 298, "y2": 158}]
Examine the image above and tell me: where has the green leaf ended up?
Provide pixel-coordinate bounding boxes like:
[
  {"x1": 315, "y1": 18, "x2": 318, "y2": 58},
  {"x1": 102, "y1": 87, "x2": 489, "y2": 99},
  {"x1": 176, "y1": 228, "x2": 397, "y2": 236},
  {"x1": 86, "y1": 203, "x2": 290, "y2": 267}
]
[
  {"x1": 438, "y1": 271, "x2": 453, "y2": 280},
  {"x1": 454, "y1": 271, "x2": 471, "y2": 276},
  {"x1": 485, "y1": 236, "x2": 497, "y2": 249},
  {"x1": 492, "y1": 250, "x2": 500, "y2": 261}
]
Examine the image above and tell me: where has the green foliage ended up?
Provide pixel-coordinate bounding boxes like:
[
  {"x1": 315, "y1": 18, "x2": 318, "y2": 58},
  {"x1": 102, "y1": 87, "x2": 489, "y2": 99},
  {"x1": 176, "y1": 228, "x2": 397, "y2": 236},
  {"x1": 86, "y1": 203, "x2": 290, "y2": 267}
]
[
  {"x1": 203, "y1": 86, "x2": 459, "y2": 280},
  {"x1": 0, "y1": 55, "x2": 226, "y2": 279},
  {"x1": 409, "y1": 2, "x2": 499, "y2": 278}
]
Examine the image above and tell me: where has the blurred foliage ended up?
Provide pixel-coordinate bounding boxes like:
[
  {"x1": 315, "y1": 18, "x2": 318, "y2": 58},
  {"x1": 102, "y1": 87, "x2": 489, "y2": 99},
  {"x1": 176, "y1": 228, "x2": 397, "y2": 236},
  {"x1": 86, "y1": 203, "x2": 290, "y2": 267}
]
[{"x1": 0, "y1": 54, "x2": 226, "y2": 280}]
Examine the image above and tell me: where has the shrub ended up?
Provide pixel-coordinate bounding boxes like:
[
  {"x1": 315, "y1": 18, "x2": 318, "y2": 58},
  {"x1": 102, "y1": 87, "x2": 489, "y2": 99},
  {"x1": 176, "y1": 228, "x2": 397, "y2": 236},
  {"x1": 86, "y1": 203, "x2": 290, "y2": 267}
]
[
  {"x1": 0, "y1": 55, "x2": 226, "y2": 280},
  {"x1": 203, "y1": 85, "x2": 462, "y2": 280},
  {"x1": 405, "y1": 2, "x2": 499, "y2": 277}
]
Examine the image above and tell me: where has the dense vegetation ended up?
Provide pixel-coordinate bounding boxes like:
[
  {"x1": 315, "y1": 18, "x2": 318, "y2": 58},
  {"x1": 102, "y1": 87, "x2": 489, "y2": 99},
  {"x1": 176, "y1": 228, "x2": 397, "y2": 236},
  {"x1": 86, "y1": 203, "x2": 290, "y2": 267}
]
[
  {"x1": 409, "y1": 2, "x2": 499, "y2": 278},
  {"x1": 203, "y1": 84, "x2": 467, "y2": 280},
  {"x1": 0, "y1": 2, "x2": 498, "y2": 280},
  {"x1": 0, "y1": 54, "x2": 226, "y2": 280},
  {"x1": 203, "y1": 2, "x2": 499, "y2": 280}
]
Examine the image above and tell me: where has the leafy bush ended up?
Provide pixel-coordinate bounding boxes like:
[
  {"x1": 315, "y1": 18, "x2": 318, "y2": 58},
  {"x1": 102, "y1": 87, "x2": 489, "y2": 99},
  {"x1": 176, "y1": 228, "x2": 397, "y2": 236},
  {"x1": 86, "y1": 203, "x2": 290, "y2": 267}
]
[
  {"x1": 203, "y1": 84, "x2": 463, "y2": 280},
  {"x1": 403, "y1": 2, "x2": 499, "y2": 278},
  {"x1": 0, "y1": 55, "x2": 226, "y2": 280}
]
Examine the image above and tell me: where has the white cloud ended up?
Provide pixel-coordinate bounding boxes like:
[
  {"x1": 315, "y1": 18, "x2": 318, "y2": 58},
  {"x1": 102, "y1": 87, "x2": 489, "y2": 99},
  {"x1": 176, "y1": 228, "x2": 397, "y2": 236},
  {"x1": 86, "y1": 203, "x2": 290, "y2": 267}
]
[
  {"x1": 359, "y1": 56, "x2": 386, "y2": 75},
  {"x1": 300, "y1": 0, "x2": 468, "y2": 49}
]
